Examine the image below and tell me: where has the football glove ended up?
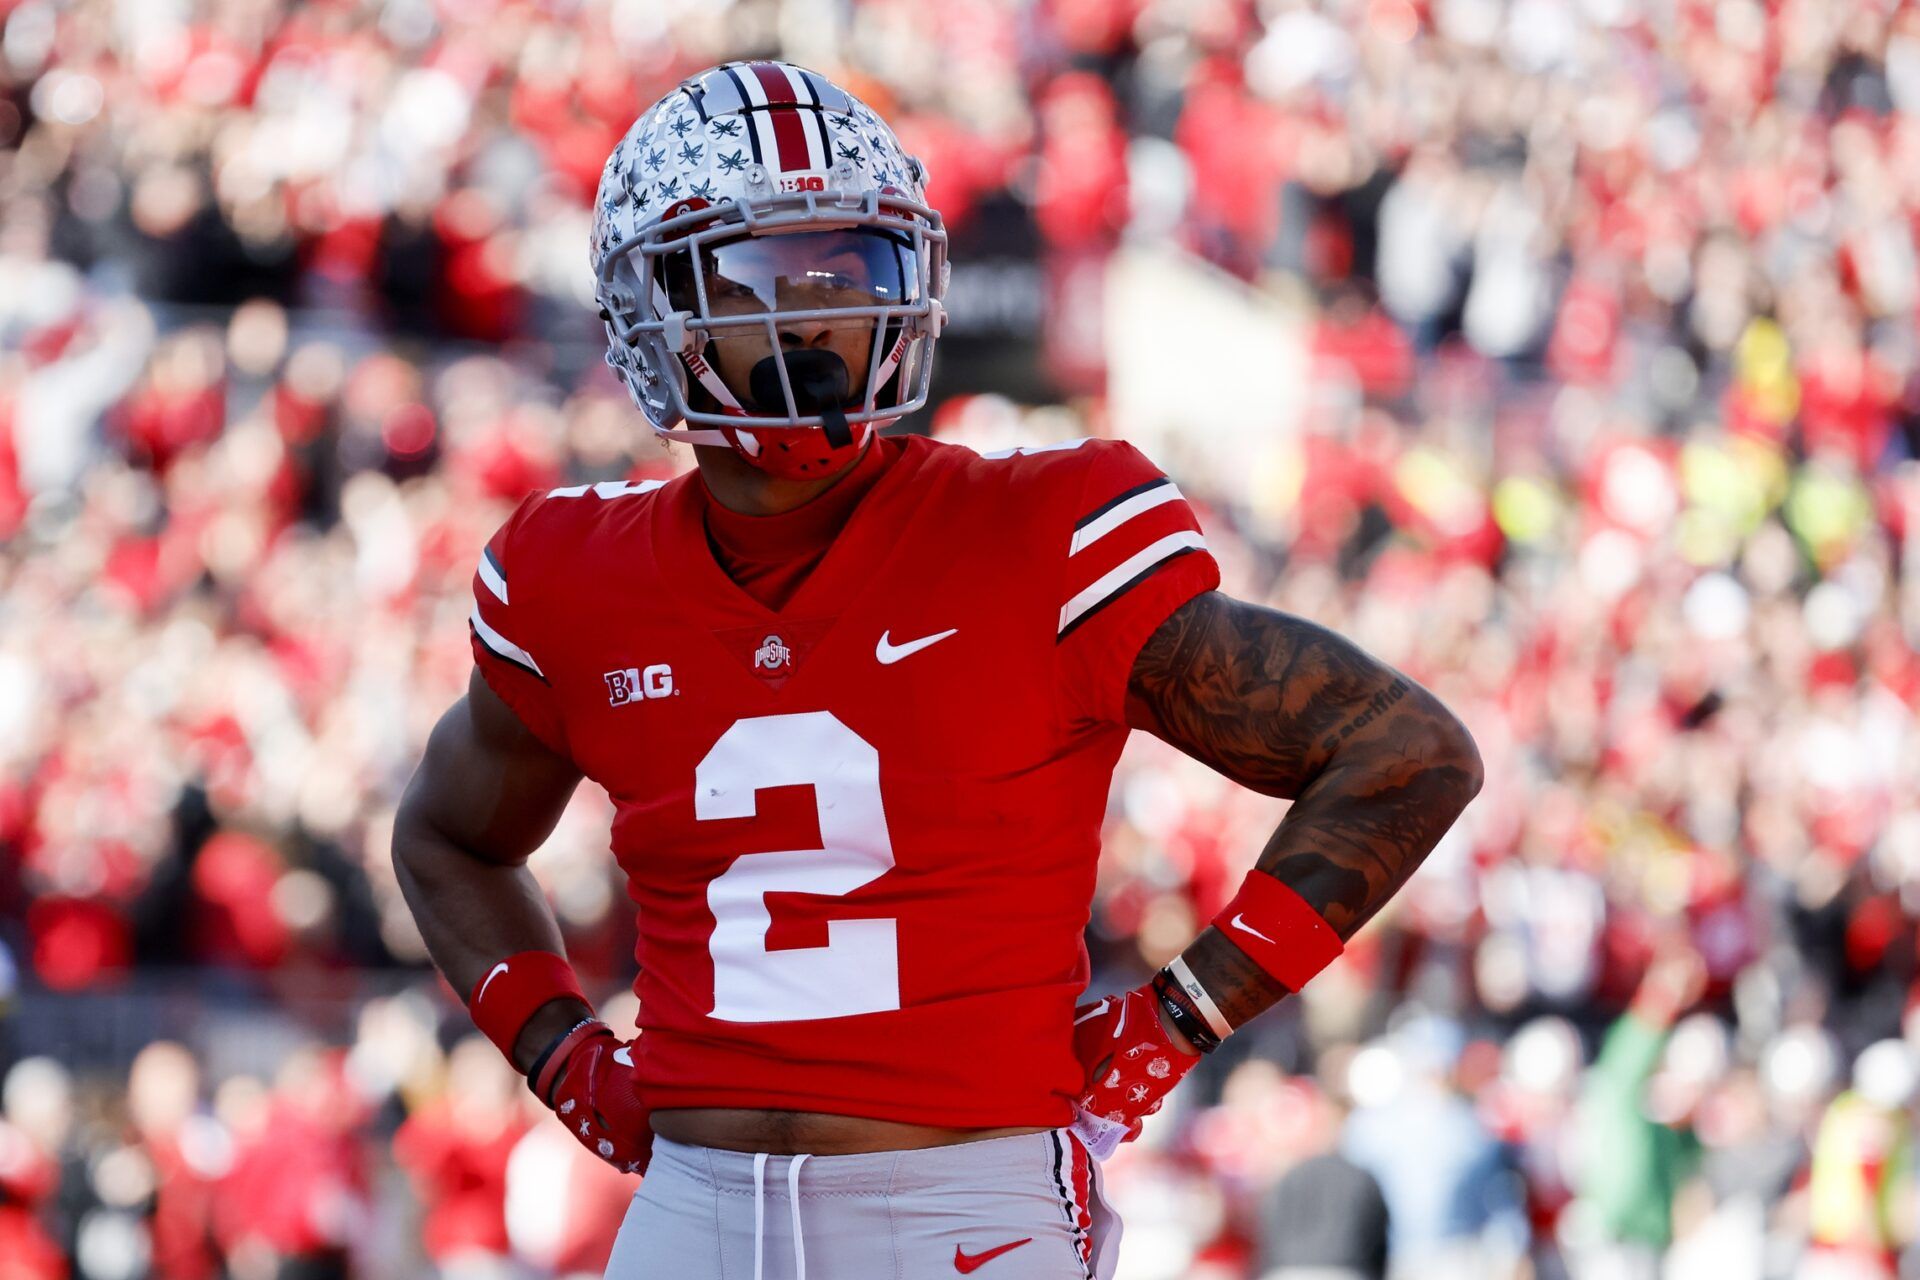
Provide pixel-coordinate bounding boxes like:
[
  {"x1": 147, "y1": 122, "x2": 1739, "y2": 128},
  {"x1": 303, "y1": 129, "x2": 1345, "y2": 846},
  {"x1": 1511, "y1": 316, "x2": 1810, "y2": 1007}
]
[
  {"x1": 529, "y1": 1018, "x2": 654, "y2": 1176},
  {"x1": 1069, "y1": 984, "x2": 1199, "y2": 1160}
]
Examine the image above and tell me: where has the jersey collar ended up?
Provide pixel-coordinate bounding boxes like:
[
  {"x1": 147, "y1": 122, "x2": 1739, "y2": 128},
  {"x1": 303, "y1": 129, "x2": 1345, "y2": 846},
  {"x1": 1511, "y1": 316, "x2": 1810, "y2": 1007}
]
[{"x1": 657, "y1": 434, "x2": 925, "y2": 620}]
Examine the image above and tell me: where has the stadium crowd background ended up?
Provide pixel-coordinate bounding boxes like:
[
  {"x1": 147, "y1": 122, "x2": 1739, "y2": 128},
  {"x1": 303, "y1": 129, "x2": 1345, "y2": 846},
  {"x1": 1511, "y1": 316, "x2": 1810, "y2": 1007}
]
[{"x1": 4, "y1": 0, "x2": 1920, "y2": 1277}]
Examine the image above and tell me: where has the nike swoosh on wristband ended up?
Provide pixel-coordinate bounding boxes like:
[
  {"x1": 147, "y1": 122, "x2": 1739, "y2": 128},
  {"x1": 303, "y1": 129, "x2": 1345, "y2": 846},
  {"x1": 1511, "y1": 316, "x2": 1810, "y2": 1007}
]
[
  {"x1": 954, "y1": 1239, "x2": 1033, "y2": 1273},
  {"x1": 476, "y1": 962, "x2": 509, "y2": 1003},
  {"x1": 1229, "y1": 913, "x2": 1277, "y2": 945},
  {"x1": 613, "y1": 1046, "x2": 633, "y2": 1067},
  {"x1": 876, "y1": 627, "x2": 958, "y2": 665}
]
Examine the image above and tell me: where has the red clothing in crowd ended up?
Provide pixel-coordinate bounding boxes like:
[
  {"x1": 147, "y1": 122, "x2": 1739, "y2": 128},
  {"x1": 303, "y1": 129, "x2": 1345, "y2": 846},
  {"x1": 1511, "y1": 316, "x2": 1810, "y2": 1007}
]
[
  {"x1": 1798, "y1": 345, "x2": 1897, "y2": 471},
  {"x1": 117, "y1": 377, "x2": 227, "y2": 474},
  {"x1": 393, "y1": 1102, "x2": 529, "y2": 1264},
  {"x1": 143, "y1": 1132, "x2": 221, "y2": 1280},
  {"x1": 215, "y1": 1094, "x2": 366, "y2": 1261},
  {"x1": 1312, "y1": 303, "x2": 1416, "y2": 400}
]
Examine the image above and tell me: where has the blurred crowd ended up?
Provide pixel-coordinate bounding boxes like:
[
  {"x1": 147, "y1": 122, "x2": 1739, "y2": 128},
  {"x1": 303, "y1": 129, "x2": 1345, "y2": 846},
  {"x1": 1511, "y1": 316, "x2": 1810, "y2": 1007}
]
[{"x1": 6, "y1": 0, "x2": 1920, "y2": 1278}]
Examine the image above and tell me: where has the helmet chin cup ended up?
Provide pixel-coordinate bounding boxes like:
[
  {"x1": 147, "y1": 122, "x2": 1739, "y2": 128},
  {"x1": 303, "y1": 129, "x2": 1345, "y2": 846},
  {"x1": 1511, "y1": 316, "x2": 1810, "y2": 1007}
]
[
  {"x1": 719, "y1": 419, "x2": 868, "y2": 481},
  {"x1": 749, "y1": 350, "x2": 855, "y2": 448}
]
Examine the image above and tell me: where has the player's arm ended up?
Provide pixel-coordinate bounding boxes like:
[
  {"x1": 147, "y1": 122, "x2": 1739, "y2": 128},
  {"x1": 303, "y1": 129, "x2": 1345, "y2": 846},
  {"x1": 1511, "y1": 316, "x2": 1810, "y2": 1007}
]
[
  {"x1": 393, "y1": 670, "x2": 654, "y2": 1173},
  {"x1": 1127, "y1": 589, "x2": 1484, "y2": 1033},
  {"x1": 391, "y1": 669, "x2": 591, "y2": 1072}
]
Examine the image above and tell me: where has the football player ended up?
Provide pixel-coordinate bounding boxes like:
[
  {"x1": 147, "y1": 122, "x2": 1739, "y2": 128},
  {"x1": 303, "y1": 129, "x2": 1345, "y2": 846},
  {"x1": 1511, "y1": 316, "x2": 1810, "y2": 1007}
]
[{"x1": 392, "y1": 62, "x2": 1483, "y2": 1279}]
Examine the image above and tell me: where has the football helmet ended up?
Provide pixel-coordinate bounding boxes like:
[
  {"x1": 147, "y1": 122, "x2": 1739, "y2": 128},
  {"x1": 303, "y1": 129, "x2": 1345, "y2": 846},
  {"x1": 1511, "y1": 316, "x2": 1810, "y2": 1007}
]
[{"x1": 591, "y1": 62, "x2": 949, "y2": 479}]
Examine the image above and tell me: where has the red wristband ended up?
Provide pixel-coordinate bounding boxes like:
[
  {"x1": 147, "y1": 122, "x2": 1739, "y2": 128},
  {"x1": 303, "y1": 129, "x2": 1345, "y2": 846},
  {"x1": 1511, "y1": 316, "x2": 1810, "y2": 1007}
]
[
  {"x1": 468, "y1": 950, "x2": 590, "y2": 1061},
  {"x1": 1211, "y1": 874, "x2": 1344, "y2": 992}
]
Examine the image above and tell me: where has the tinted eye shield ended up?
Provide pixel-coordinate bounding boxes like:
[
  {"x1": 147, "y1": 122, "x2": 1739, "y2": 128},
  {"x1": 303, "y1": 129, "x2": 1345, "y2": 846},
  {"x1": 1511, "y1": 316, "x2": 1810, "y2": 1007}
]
[{"x1": 671, "y1": 229, "x2": 918, "y2": 314}]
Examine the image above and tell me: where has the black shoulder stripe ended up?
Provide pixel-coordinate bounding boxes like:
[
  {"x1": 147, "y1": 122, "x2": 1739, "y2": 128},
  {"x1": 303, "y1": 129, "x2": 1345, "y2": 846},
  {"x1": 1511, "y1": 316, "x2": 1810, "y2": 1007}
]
[
  {"x1": 483, "y1": 545, "x2": 507, "y2": 582},
  {"x1": 1056, "y1": 547, "x2": 1202, "y2": 642},
  {"x1": 471, "y1": 620, "x2": 551, "y2": 685},
  {"x1": 1074, "y1": 476, "x2": 1170, "y2": 531}
]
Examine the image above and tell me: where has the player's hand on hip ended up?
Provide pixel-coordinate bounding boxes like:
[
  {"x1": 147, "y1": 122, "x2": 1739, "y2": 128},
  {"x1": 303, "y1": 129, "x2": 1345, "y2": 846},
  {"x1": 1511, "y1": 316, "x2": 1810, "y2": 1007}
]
[
  {"x1": 1068, "y1": 984, "x2": 1199, "y2": 1160},
  {"x1": 532, "y1": 1019, "x2": 654, "y2": 1175}
]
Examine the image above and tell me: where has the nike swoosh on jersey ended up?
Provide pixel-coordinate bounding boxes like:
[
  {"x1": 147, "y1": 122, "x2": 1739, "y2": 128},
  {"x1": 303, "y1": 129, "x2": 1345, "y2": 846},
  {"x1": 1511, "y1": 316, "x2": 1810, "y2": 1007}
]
[
  {"x1": 954, "y1": 1239, "x2": 1033, "y2": 1273},
  {"x1": 1230, "y1": 913, "x2": 1278, "y2": 945},
  {"x1": 476, "y1": 962, "x2": 510, "y2": 1002},
  {"x1": 876, "y1": 627, "x2": 958, "y2": 665}
]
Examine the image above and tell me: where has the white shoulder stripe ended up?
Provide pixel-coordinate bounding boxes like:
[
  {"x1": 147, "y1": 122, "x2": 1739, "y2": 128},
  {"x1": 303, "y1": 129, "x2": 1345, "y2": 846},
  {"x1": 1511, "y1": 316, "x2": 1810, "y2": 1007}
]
[
  {"x1": 470, "y1": 606, "x2": 544, "y2": 678},
  {"x1": 1070, "y1": 481, "x2": 1184, "y2": 557},
  {"x1": 477, "y1": 548, "x2": 509, "y2": 604},
  {"x1": 1057, "y1": 530, "x2": 1208, "y2": 636},
  {"x1": 548, "y1": 479, "x2": 668, "y2": 500}
]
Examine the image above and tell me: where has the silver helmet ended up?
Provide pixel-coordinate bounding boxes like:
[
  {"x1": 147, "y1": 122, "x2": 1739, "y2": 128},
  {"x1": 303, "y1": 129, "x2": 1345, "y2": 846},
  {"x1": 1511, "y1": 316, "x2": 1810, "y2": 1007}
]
[{"x1": 591, "y1": 62, "x2": 948, "y2": 475}]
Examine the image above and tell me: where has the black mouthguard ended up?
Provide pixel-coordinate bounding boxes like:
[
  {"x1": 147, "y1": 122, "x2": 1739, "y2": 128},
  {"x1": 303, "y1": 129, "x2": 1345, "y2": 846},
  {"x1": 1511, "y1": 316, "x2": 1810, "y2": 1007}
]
[{"x1": 750, "y1": 350, "x2": 854, "y2": 448}]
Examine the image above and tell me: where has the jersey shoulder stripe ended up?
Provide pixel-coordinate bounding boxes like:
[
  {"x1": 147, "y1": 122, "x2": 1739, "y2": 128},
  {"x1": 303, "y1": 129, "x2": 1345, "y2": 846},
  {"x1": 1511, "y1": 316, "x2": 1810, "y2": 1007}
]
[
  {"x1": 1070, "y1": 477, "x2": 1183, "y2": 555},
  {"x1": 478, "y1": 546, "x2": 509, "y2": 604},
  {"x1": 470, "y1": 606, "x2": 547, "y2": 681},
  {"x1": 469, "y1": 478, "x2": 675, "y2": 692},
  {"x1": 1058, "y1": 531, "x2": 1208, "y2": 639}
]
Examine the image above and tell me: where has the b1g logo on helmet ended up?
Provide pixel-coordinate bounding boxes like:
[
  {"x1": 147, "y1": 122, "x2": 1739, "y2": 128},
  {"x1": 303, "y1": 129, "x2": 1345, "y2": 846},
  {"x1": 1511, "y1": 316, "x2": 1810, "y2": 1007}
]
[{"x1": 606, "y1": 665, "x2": 675, "y2": 705}]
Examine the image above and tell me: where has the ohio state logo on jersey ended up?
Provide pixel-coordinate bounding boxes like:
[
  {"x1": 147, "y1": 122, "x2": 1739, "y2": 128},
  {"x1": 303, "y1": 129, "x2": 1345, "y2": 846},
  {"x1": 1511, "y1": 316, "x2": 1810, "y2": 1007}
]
[{"x1": 753, "y1": 635, "x2": 791, "y2": 672}]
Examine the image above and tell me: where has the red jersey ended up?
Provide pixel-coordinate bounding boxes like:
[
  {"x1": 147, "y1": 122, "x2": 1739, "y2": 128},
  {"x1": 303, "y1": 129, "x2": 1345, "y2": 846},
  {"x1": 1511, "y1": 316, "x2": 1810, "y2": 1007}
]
[{"x1": 468, "y1": 434, "x2": 1219, "y2": 1127}]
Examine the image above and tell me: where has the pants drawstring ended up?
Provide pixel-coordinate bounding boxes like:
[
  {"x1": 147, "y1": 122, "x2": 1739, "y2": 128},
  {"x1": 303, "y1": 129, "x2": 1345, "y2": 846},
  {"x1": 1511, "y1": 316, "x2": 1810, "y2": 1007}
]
[
  {"x1": 752, "y1": 1152, "x2": 769, "y2": 1280},
  {"x1": 750, "y1": 1151, "x2": 810, "y2": 1280},
  {"x1": 787, "y1": 1153, "x2": 810, "y2": 1280}
]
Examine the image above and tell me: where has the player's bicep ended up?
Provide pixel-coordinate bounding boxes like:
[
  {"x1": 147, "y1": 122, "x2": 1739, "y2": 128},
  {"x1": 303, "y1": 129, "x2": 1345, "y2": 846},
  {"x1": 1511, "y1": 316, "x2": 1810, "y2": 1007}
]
[
  {"x1": 1125, "y1": 590, "x2": 1471, "y2": 799},
  {"x1": 399, "y1": 670, "x2": 584, "y2": 868}
]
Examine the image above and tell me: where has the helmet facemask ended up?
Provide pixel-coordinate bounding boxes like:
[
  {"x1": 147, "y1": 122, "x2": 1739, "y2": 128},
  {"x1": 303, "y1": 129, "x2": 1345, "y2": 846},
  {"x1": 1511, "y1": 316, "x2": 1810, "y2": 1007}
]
[{"x1": 599, "y1": 185, "x2": 947, "y2": 479}]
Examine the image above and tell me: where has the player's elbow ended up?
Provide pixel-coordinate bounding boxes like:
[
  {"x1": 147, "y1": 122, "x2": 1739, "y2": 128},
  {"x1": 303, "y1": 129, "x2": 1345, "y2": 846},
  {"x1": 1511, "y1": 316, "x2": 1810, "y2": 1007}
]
[
  {"x1": 1445, "y1": 720, "x2": 1484, "y2": 802},
  {"x1": 1419, "y1": 700, "x2": 1484, "y2": 805}
]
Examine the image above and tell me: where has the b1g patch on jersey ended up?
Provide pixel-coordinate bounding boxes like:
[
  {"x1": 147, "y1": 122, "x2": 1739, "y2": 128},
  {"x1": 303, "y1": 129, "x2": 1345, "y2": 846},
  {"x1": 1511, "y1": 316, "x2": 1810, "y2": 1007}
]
[{"x1": 606, "y1": 664, "x2": 676, "y2": 705}]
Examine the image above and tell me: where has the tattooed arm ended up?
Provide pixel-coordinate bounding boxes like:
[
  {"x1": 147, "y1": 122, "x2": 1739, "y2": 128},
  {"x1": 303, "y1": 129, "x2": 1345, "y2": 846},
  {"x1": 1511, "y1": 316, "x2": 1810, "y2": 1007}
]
[{"x1": 1125, "y1": 590, "x2": 1484, "y2": 1033}]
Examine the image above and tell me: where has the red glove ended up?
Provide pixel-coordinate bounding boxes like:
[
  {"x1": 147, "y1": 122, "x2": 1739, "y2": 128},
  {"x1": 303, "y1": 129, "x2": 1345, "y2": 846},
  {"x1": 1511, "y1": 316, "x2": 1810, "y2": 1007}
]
[
  {"x1": 530, "y1": 1018, "x2": 654, "y2": 1176},
  {"x1": 1069, "y1": 985, "x2": 1199, "y2": 1160}
]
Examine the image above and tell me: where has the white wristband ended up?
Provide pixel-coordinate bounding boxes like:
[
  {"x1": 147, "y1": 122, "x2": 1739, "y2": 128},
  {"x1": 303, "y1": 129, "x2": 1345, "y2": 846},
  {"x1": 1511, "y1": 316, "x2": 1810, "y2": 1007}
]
[{"x1": 1167, "y1": 955, "x2": 1234, "y2": 1041}]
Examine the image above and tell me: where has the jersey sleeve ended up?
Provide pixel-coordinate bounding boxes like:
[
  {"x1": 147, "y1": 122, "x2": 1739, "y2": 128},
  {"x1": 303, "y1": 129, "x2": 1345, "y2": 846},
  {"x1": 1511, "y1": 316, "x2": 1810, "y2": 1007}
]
[
  {"x1": 1055, "y1": 440, "x2": 1222, "y2": 725},
  {"x1": 469, "y1": 493, "x2": 571, "y2": 758}
]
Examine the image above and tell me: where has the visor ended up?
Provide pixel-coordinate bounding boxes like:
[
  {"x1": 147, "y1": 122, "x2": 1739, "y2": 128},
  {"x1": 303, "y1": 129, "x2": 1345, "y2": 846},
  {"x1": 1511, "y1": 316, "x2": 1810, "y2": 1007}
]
[{"x1": 661, "y1": 228, "x2": 919, "y2": 320}]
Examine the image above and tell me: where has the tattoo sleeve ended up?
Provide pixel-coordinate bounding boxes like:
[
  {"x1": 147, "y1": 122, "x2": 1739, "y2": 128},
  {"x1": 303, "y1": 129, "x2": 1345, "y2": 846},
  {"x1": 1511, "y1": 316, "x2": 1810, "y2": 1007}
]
[{"x1": 1126, "y1": 590, "x2": 1484, "y2": 1031}]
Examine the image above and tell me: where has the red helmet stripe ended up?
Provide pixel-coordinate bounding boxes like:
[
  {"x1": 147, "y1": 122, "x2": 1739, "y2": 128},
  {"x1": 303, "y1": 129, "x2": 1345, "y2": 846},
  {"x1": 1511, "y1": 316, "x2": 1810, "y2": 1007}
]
[{"x1": 748, "y1": 62, "x2": 812, "y2": 173}]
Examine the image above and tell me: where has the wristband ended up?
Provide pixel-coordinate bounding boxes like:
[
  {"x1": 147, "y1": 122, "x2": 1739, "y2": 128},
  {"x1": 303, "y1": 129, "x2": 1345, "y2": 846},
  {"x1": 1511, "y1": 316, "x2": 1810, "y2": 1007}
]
[
  {"x1": 468, "y1": 950, "x2": 590, "y2": 1061},
  {"x1": 528, "y1": 1016, "x2": 608, "y2": 1106},
  {"x1": 1210, "y1": 873, "x2": 1344, "y2": 993},
  {"x1": 1164, "y1": 956, "x2": 1234, "y2": 1041},
  {"x1": 1151, "y1": 969, "x2": 1221, "y2": 1054}
]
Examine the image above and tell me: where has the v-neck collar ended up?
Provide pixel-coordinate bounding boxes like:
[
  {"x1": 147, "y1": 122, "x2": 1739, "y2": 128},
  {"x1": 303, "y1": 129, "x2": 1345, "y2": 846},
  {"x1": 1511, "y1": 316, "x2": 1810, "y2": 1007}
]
[{"x1": 655, "y1": 434, "x2": 926, "y2": 621}]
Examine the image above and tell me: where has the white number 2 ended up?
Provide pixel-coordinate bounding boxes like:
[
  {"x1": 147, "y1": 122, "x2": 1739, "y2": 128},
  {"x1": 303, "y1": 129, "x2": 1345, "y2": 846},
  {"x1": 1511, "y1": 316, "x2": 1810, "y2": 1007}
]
[{"x1": 696, "y1": 712, "x2": 900, "y2": 1023}]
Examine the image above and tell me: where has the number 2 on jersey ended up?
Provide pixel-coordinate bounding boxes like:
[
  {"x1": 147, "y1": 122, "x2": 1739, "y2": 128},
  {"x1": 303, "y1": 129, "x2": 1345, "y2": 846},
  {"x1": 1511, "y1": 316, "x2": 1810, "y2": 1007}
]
[{"x1": 696, "y1": 712, "x2": 901, "y2": 1022}]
